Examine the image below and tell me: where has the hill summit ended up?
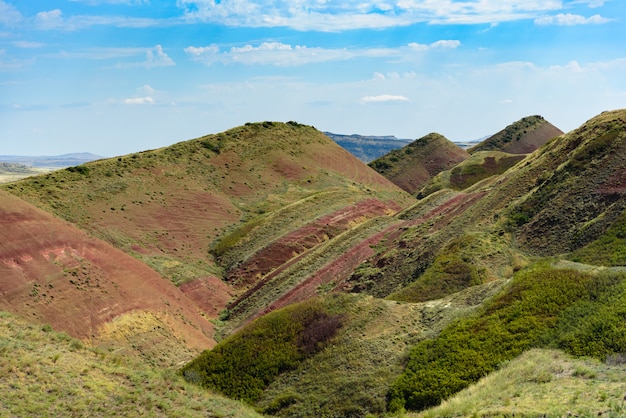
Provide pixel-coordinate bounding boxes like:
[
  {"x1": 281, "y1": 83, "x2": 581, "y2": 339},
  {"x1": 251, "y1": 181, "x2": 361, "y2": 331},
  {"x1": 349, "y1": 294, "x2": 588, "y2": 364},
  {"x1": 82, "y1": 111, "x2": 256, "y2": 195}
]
[
  {"x1": 368, "y1": 132, "x2": 469, "y2": 194},
  {"x1": 468, "y1": 115, "x2": 563, "y2": 154}
]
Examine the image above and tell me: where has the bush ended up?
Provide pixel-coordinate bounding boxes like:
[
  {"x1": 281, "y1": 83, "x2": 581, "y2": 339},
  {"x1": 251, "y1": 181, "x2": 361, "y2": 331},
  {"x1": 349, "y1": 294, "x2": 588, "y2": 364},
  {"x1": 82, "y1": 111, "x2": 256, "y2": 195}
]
[
  {"x1": 66, "y1": 165, "x2": 90, "y2": 175},
  {"x1": 181, "y1": 299, "x2": 344, "y2": 403},
  {"x1": 388, "y1": 265, "x2": 626, "y2": 412}
]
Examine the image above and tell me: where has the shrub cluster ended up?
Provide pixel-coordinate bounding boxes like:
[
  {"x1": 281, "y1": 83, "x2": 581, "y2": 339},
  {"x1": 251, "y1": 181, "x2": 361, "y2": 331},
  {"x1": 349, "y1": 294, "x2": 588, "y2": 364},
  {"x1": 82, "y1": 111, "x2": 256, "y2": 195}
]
[
  {"x1": 388, "y1": 265, "x2": 626, "y2": 413},
  {"x1": 180, "y1": 299, "x2": 343, "y2": 403}
]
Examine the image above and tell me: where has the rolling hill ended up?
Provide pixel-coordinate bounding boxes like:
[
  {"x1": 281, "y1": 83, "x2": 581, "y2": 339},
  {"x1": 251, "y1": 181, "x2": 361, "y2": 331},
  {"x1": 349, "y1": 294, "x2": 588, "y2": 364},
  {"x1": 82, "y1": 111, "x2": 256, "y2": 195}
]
[
  {"x1": 2, "y1": 111, "x2": 626, "y2": 417},
  {"x1": 368, "y1": 132, "x2": 470, "y2": 194},
  {"x1": 468, "y1": 115, "x2": 563, "y2": 154}
]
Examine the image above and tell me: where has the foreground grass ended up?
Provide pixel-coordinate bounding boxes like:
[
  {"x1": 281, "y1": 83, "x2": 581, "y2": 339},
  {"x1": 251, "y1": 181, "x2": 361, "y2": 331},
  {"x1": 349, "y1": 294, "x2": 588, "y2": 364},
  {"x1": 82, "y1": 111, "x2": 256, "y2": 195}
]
[
  {"x1": 0, "y1": 312, "x2": 261, "y2": 417},
  {"x1": 389, "y1": 263, "x2": 626, "y2": 413},
  {"x1": 416, "y1": 348, "x2": 626, "y2": 418}
]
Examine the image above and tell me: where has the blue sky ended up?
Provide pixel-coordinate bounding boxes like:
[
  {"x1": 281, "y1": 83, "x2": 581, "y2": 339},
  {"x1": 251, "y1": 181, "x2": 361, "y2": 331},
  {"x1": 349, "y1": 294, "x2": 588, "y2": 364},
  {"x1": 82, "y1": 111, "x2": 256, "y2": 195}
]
[{"x1": 1, "y1": 0, "x2": 625, "y2": 157}]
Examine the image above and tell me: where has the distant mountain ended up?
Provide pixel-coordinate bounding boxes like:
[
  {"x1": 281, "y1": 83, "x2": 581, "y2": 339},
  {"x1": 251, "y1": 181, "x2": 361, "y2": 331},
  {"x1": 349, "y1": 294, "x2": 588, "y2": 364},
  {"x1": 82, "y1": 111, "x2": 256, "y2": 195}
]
[
  {"x1": 468, "y1": 115, "x2": 563, "y2": 154},
  {"x1": 324, "y1": 132, "x2": 412, "y2": 162},
  {"x1": 368, "y1": 132, "x2": 470, "y2": 194},
  {"x1": 0, "y1": 152, "x2": 104, "y2": 168}
]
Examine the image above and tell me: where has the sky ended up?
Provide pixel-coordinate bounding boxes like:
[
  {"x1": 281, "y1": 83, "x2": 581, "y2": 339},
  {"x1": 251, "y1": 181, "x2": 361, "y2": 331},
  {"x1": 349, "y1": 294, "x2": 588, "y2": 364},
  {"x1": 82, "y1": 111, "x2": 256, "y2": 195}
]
[{"x1": 1, "y1": 0, "x2": 625, "y2": 157}]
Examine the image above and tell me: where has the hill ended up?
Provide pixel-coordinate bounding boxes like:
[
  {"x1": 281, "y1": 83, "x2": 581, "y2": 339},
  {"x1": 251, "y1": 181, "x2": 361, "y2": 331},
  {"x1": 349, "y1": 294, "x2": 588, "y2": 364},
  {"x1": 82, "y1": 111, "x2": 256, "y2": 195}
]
[
  {"x1": 0, "y1": 189, "x2": 215, "y2": 367},
  {"x1": 2, "y1": 121, "x2": 412, "y2": 344},
  {"x1": 324, "y1": 132, "x2": 412, "y2": 162},
  {"x1": 2, "y1": 111, "x2": 626, "y2": 416},
  {"x1": 178, "y1": 110, "x2": 626, "y2": 415},
  {"x1": 468, "y1": 115, "x2": 563, "y2": 154},
  {"x1": 368, "y1": 133, "x2": 470, "y2": 194}
]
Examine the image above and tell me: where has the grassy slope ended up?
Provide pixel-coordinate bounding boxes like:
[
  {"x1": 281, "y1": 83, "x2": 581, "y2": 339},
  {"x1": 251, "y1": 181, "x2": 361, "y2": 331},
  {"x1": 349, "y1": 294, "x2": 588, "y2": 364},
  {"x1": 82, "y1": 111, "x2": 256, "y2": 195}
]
[
  {"x1": 350, "y1": 109, "x2": 626, "y2": 304},
  {"x1": 388, "y1": 262, "x2": 626, "y2": 413},
  {"x1": 0, "y1": 311, "x2": 261, "y2": 418},
  {"x1": 417, "y1": 150, "x2": 526, "y2": 198},
  {"x1": 183, "y1": 283, "x2": 504, "y2": 417},
  {"x1": 3, "y1": 121, "x2": 412, "y2": 303},
  {"x1": 506, "y1": 109, "x2": 626, "y2": 255},
  {"x1": 416, "y1": 348, "x2": 626, "y2": 418},
  {"x1": 0, "y1": 189, "x2": 215, "y2": 368},
  {"x1": 369, "y1": 133, "x2": 469, "y2": 194}
]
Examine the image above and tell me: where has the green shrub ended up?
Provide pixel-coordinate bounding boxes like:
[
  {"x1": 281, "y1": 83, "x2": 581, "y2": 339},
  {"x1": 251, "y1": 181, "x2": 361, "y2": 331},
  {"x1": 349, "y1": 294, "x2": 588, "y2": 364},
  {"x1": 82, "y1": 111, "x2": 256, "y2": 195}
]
[
  {"x1": 388, "y1": 265, "x2": 626, "y2": 412},
  {"x1": 66, "y1": 165, "x2": 90, "y2": 175},
  {"x1": 181, "y1": 299, "x2": 344, "y2": 403}
]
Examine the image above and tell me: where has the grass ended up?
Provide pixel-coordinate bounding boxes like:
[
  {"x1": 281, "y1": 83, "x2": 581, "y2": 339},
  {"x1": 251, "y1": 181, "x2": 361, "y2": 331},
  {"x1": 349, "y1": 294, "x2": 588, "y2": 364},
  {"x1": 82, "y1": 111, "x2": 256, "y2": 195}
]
[
  {"x1": 570, "y1": 210, "x2": 626, "y2": 266},
  {"x1": 388, "y1": 262, "x2": 626, "y2": 413},
  {"x1": 0, "y1": 311, "x2": 262, "y2": 418},
  {"x1": 416, "y1": 348, "x2": 626, "y2": 418}
]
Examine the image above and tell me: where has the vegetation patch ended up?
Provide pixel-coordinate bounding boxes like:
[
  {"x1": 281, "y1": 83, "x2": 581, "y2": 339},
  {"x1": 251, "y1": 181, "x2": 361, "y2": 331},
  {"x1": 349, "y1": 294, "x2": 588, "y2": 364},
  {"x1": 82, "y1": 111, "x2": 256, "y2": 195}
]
[
  {"x1": 418, "y1": 348, "x2": 626, "y2": 418},
  {"x1": 387, "y1": 235, "x2": 483, "y2": 303},
  {"x1": 181, "y1": 297, "x2": 344, "y2": 403},
  {"x1": 0, "y1": 311, "x2": 261, "y2": 418},
  {"x1": 388, "y1": 263, "x2": 626, "y2": 413},
  {"x1": 569, "y1": 210, "x2": 626, "y2": 267}
]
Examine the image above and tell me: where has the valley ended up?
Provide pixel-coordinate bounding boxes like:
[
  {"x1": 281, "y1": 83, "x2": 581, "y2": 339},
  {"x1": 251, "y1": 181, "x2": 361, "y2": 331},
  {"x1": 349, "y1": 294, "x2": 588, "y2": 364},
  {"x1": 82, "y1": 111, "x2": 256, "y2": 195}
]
[{"x1": 1, "y1": 111, "x2": 625, "y2": 417}]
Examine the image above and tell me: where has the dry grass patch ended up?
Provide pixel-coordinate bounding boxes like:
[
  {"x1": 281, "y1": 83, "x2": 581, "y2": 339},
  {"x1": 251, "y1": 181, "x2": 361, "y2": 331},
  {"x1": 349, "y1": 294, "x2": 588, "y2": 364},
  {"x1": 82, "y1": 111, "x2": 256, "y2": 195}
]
[{"x1": 0, "y1": 311, "x2": 261, "y2": 417}]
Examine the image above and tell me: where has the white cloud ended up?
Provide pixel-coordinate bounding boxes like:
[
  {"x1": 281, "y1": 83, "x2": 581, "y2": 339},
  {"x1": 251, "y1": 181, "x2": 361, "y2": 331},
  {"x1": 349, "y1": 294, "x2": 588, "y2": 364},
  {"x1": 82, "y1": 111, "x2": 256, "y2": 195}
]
[
  {"x1": 361, "y1": 94, "x2": 409, "y2": 103},
  {"x1": 184, "y1": 45, "x2": 220, "y2": 56},
  {"x1": 535, "y1": 13, "x2": 612, "y2": 26},
  {"x1": 28, "y1": 7, "x2": 162, "y2": 31},
  {"x1": 186, "y1": 40, "x2": 460, "y2": 66},
  {"x1": 430, "y1": 40, "x2": 461, "y2": 49},
  {"x1": 571, "y1": 0, "x2": 606, "y2": 8},
  {"x1": 409, "y1": 40, "x2": 461, "y2": 50},
  {"x1": 140, "y1": 84, "x2": 155, "y2": 94},
  {"x1": 123, "y1": 96, "x2": 154, "y2": 104},
  {"x1": 117, "y1": 45, "x2": 175, "y2": 68},
  {"x1": 177, "y1": 0, "x2": 565, "y2": 30},
  {"x1": 0, "y1": 1, "x2": 22, "y2": 26},
  {"x1": 34, "y1": 9, "x2": 64, "y2": 30},
  {"x1": 146, "y1": 45, "x2": 175, "y2": 67}
]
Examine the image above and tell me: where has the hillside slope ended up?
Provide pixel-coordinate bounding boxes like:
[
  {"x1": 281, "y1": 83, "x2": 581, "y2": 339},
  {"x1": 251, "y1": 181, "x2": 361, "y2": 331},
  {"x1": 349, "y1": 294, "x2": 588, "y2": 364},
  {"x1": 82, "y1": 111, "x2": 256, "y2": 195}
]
[
  {"x1": 0, "y1": 190, "x2": 214, "y2": 366},
  {"x1": 0, "y1": 311, "x2": 261, "y2": 417},
  {"x1": 468, "y1": 115, "x2": 563, "y2": 154},
  {"x1": 417, "y1": 150, "x2": 526, "y2": 198},
  {"x1": 4, "y1": 111, "x2": 626, "y2": 417},
  {"x1": 369, "y1": 133, "x2": 469, "y2": 194},
  {"x1": 2, "y1": 121, "x2": 412, "y2": 343}
]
